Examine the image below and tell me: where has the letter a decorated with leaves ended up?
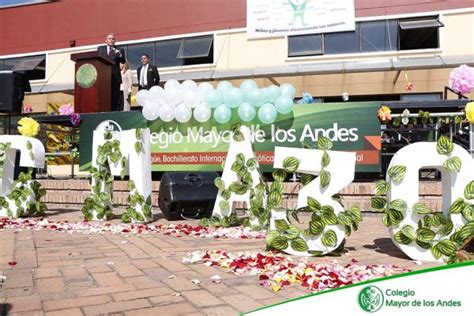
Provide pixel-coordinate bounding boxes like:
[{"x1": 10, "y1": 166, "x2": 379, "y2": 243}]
[
  {"x1": 82, "y1": 121, "x2": 153, "y2": 223},
  {"x1": 208, "y1": 123, "x2": 268, "y2": 229},
  {"x1": 372, "y1": 136, "x2": 474, "y2": 262},
  {"x1": 267, "y1": 137, "x2": 362, "y2": 256},
  {"x1": 0, "y1": 135, "x2": 47, "y2": 218}
]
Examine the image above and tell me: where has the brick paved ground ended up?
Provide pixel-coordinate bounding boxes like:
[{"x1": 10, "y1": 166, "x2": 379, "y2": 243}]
[{"x1": 0, "y1": 209, "x2": 440, "y2": 316}]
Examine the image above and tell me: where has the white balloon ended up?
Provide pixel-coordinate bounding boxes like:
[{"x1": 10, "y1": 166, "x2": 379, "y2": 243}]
[
  {"x1": 159, "y1": 104, "x2": 175, "y2": 122},
  {"x1": 181, "y1": 80, "x2": 197, "y2": 92},
  {"x1": 142, "y1": 102, "x2": 159, "y2": 121},
  {"x1": 136, "y1": 90, "x2": 151, "y2": 106},
  {"x1": 193, "y1": 103, "x2": 212, "y2": 123},
  {"x1": 174, "y1": 103, "x2": 192, "y2": 123},
  {"x1": 164, "y1": 79, "x2": 181, "y2": 92},
  {"x1": 164, "y1": 87, "x2": 182, "y2": 107},
  {"x1": 149, "y1": 86, "x2": 164, "y2": 103},
  {"x1": 183, "y1": 90, "x2": 199, "y2": 109}
]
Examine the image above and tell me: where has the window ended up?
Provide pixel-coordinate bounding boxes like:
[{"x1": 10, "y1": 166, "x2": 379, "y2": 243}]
[
  {"x1": 288, "y1": 34, "x2": 322, "y2": 57},
  {"x1": 177, "y1": 35, "x2": 213, "y2": 66},
  {"x1": 121, "y1": 35, "x2": 213, "y2": 69},
  {"x1": 156, "y1": 39, "x2": 183, "y2": 67},
  {"x1": 0, "y1": 0, "x2": 51, "y2": 9},
  {"x1": 360, "y1": 20, "x2": 398, "y2": 52},
  {"x1": 177, "y1": 36, "x2": 213, "y2": 59},
  {"x1": 324, "y1": 26, "x2": 360, "y2": 54},
  {"x1": 400, "y1": 93, "x2": 441, "y2": 102},
  {"x1": 127, "y1": 42, "x2": 154, "y2": 70},
  {"x1": 0, "y1": 54, "x2": 46, "y2": 80},
  {"x1": 399, "y1": 17, "x2": 443, "y2": 50},
  {"x1": 287, "y1": 16, "x2": 442, "y2": 57}
]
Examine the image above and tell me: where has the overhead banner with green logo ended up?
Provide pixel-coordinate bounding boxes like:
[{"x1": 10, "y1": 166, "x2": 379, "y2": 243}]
[{"x1": 80, "y1": 102, "x2": 381, "y2": 172}]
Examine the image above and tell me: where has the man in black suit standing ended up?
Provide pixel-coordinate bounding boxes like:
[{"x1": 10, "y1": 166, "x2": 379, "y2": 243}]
[
  {"x1": 137, "y1": 54, "x2": 160, "y2": 90},
  {"x1": 97, "y1": 33, "x2": 126, "y2": 111}
]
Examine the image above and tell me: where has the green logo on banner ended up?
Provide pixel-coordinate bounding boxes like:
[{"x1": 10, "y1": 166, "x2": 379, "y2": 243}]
[{"x1": 358, "y1": 285, "x2": 384, "y2": 313}]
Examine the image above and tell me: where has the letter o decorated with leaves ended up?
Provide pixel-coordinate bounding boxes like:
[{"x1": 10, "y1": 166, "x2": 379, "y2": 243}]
[{"x1": 372, "y1": 137, "x2": 474, "y2": 262}]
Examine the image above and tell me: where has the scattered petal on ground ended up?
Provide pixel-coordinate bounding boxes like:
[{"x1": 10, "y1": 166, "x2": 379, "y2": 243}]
[
  {"x1": 210, "y1": 274, "x2": 222, "y2": 284},
  {"x1": 0, "y1": 218, "x2": 265, "y2": 240},
  {"x1": 184, "y1": 250, "x2": 410, "y2": 292}
]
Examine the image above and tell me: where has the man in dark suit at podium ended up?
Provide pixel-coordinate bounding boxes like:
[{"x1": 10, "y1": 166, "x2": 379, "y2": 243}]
[
  {"x1": 97, "y1": 33, "x2": 126, "y2": 111},
  {"x1": 137, "y1": 54, "x2": 160, "y2": 90}
]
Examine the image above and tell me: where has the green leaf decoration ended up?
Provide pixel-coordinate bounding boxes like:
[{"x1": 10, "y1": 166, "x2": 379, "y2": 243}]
[
  {"x1": 390, "y1": 199, "x2": 407, "y2": 212},
  {"x1": 321, "y1": 211, "x2": 338, "y2": 226},
  {"x1": 464, "y1": 181, "x2": 474, "y2": 200},
  {"x1": 433, "y1": 239, "x2": 457, "y2": 257},
  {"x1": 230, "y1": 122, "x2": 241, "y2": 134},
  {"x1": 307, "y1": 196, "x2": 321, "y2": 212},
  {"x1": 221, "y1": 189, "x2": 231, "y2": 200},
  {"x1": 317, "y1": 136, "x2": 333, "y2": 150},
  {"x1": 431, "y1": 213, "x2": 447, "y2": 227},
  {"x1": 229, "y1": 182, "x2": 248, "y2": 195},
  {"x1": 461, "y1": 204, "x2": 474, "y2": 221},
  {"x1": 321, "y1": 229, "x2": 337, "y2": 247},
  {"x1": 284, "y1": 225, "x2": 300, "y2": 240},
  {"x1": 135, "y1": 128, "x2": 143, "y2": 139},
  {"x1": 270, "y1": 181, "x2": 284, "y2": 193},
  {"x1": 219, "y1": 200, "x2": 230, "y2": 212},
  {"x1": 416, "y1": 227, "x2": 435, "y2": 243},
  {"x1": 211, "y1": 216, "x2": 221, "y2": 227},
  {"x1": 300, "y1": 173, "x2": 314, "y2": 186},
  {"x1": 394, "y1": 231, "x2": 413, "y2": 245},
  {"x1": 309, "y1": 220, "x2": 325, "y2": 235},
  {"x1": 233, "y1": 131, "x2": 244, "y2": 142},
  {"x1": 134, "y1": 142, "x2": 142, "y2": 154},
  {"x1": 291, "y1": 237, "x2": 309, "y2": 252},
  {"x1": 231, "y1": 161, "x2": 245, "y2": 174},
  {"x1": 321, "y1": 151, "x2": 330, "y2": 167},
  {"x1": 265, "y1": 230, "x2": 280, "y2": 246},
  {"x1": 416, "y1": 239, "x2": 431, "y2": 249},
  {"x1": 282, "y1": 157, "x2": 300, "y2": 173},
  {"x1": 268, "y1": 191, "x2": 283, "y2": 207},
  {"x1": 246, "y1": 158, "x2": 257, "y2": 170},
  {"x1": 449, "y1": 198, "x2": 465, "y2": 214},
  {"x1": 400, "y1": 225, "x2": 416, "y2": 241},
  {"x1": 371, "y1": 196, "x2": 387, "y2": 211},
  {"x1": 214, "y1": 177, "x2": 225, "y2": 190},
  {"x1": 308, "y1": 250, "x2": 324, "y2": 256},
  {"x1": 236, "y1": 153, "x2": 245, "y2": 164},
  {"x1": 443, "y1": 157, "x2": 462, "y2": 172},
  {"x1": 26, "y1": 140, "x2": 32, "y2": 150},
  {"x1": 413, "y1": 202, "x2": 433, "y2": 214},
  {"x1": 346, "y1": 207, "x2": 362, "y2": 223},
  {"x1": 337, "y1": 212, "x2": 353, "y2": 226},
  {"x1": 374, "y1": 180, "x2": 390, "y2": 196},
  {"x1": 458, "y1": 221, "x2": 474, "y2": 241},
  {"x1": 382, "y1": 209, "x2": 404, "y2": 227},
  {"x1": 220, "y1": 216, "x2": 231, "y2": 228},
  {"x1": 436, "y1": 135, "x2": 454, "y2": 155},
  {"x1": 241, "y1": 172, "x2": 253, "y2": 186},
  {"x1": 272, "y1": 169, "x2": 287, "y2": 182},
  {"x1": 319, "y1": 170, "x2": 331, "y2": 189},
  {"x1": 275, "y1": 219, "x2": 290, "y2": 232},
  {"x1": 270, "y1": 235, "x2": 289, "y2": 250},
  {"x1": 438, "y1": 220, "x2": 454, "y2": 237},
  {"x1": 387, "y1": 165, "x2": 407, "y2": 184}
]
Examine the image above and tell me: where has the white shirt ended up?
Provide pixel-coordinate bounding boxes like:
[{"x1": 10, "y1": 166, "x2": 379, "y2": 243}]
[{"x1": 140, "y1": 64, "x2": 148, "y2": 87}]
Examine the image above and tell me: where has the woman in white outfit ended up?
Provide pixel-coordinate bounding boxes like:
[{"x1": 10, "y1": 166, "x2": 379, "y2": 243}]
[{"x1": 120, "y1": 61, "x2": 133, "y2": 111}]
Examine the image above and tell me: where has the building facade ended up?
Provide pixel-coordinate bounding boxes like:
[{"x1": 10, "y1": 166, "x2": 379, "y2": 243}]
[{"x1": 0, "y1": 0, "x2": 473, "y2": 112}]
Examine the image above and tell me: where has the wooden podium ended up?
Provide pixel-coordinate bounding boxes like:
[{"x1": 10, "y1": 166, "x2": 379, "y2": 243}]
[{"x1": 71, "y1": 51, "x2": 114, "y2": 113}]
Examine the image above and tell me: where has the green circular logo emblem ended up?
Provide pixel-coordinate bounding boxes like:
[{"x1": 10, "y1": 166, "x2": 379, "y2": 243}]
[
  {"x1": 76, "y1": 63, "x2": 97, "y2": 88},
  {"x1": 358, "y1": 286, "x2": 384, "y2": 313}
]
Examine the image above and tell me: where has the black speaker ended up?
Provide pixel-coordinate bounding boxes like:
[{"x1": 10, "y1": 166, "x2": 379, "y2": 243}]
[
  {"x1": 0, "y1": 71, "x2": 30, "y2": 113},
  {"x1": 158, "y1": 172, "x2": 219, "y2": 220}
]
